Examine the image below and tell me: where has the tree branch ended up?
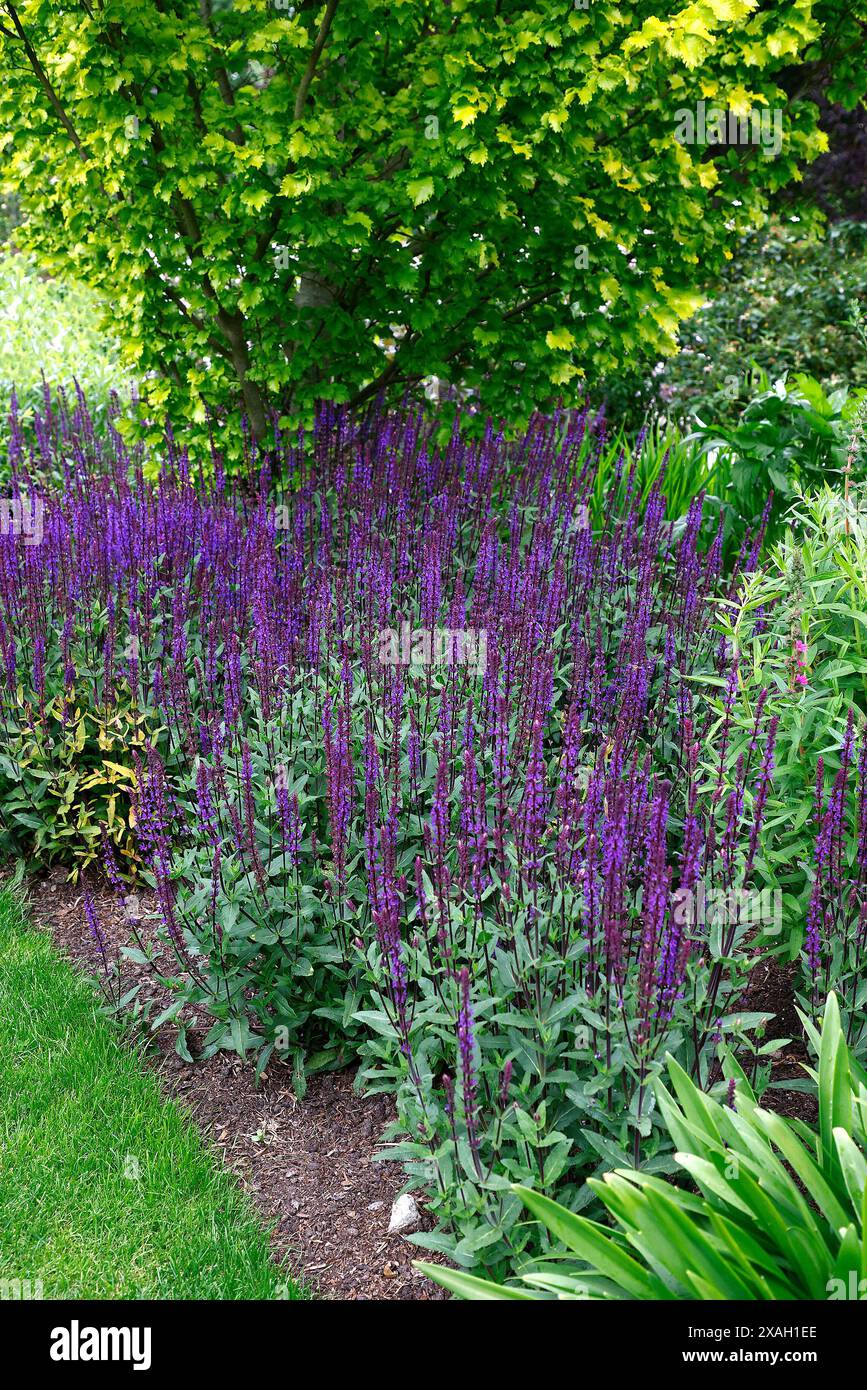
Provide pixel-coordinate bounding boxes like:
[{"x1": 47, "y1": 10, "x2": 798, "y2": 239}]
[
  {"x1": 251, "y1": 0, "x2": 348, "y2": 263},
  {"x1": 293, "y1": 0, "x2": 340, "y2": 121},
  {"x1": 198, "y1": 0, "x2": 245, "y2": 144},
  {"x1": 3, "y1": 2, "x2": 91, "y2": 161},
  {"x1": 346, "y1": 358, "x2": 407, "y2": 410}
]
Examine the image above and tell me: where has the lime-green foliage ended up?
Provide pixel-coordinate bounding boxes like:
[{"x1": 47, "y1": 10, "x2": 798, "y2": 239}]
[
  {"x1": 0, "y1": 888, "x2": 301, "y2": 1299},
  {"x1": 0, "y1": 1, "x2": 861, "y2": 459},
  {"x1": 0, "y1": 251, "x2": 121, "y2": 431},
  {"x1": 417, "y1": 994, "x2": 867, "y2": 1301},
  {"x1": 605, "y1": 219, "x2": 867, "y2": 429}
]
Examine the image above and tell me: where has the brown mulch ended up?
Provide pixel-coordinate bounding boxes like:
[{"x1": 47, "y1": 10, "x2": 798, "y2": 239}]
[
  {"x1": 22, "y1": 867, "x2": 449, "y2": 1302},
  {"x1": 740, "y1": 952, "x2": 818, "y2": 1126}
]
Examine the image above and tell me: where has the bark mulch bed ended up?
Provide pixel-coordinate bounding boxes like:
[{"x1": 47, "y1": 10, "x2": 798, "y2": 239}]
[
  {"x1": 740, "y1": 951, "x2": 818, "y2": 1127},
  {"x1": 21, "y1": 867, "x2": 449, "y2": 1302}
]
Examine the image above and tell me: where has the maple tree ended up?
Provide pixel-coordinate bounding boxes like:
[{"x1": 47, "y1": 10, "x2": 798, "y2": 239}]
[{"x1": 0, "y1": 0, "x2": 863, "y2": 452}]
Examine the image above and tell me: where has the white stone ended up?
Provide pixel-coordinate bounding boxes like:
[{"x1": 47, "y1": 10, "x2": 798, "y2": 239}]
[{"x1": 388, "y1": 1193, "x2": 420, "y2": 1235}]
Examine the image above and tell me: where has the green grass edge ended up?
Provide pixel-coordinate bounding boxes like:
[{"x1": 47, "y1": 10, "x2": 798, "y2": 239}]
[{"x1": 0, "y1": 884, "x2": 304, "y2": 1300}]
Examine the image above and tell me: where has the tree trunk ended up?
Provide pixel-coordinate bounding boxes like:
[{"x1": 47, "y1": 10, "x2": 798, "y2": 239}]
[{"x1": 217, "y1": 309, "x2": 270, "y2": 443}]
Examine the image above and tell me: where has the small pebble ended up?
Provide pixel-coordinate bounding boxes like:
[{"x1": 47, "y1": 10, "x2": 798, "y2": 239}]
[{"x1": 388, "y1": 1193, "x2": 420, "y2": 1235}]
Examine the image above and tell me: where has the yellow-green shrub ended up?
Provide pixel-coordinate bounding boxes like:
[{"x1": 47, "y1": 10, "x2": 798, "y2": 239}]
[{"x1": 0, "y1": 688, "x2": 154, "y2": 878}]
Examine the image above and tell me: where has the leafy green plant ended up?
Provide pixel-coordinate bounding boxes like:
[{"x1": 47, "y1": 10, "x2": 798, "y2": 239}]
[
  {"x1": 417, "y1": 993, "x2": 867, "y2": 1300},
  {"x1": 793, "y1": 704, "x2": 867, "y2": 1064},
  {"x1": 362, "y1": 907, "x2": 768, "y2": 1277},
  {"x1": 124, "y1": 710, "x2": 364, "y2": 1074},
  {"x1": 588, "y1": 416, "x2": 733, "y2": 537},
  {"x1": 686, "y1": 372, "x2": 867, "y2": 543},
  {"x1": 692, "y1": 484, "x2": 867, "y2": 949},
  {"x1": 0, "y1": 686, "x2": 151, "y2": 878}
]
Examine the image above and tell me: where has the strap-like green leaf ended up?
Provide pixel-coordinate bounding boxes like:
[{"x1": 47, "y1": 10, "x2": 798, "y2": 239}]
[
  {"x1": 629, "y1": 1187, "x2": 755, "y2": 1299},
  {"x1": 676, "y1": 1152, "x2": 754, "y2": 1219},
  {"x1": 513, "y1": 1185, "x2": 663, "y2": 1299},
  {"x1": 411, "y1": 1262, "x2": 535, "y2": 1300},
  {"x1": 819, "y1": 993, "x2": 852, "y2": 1177},
  {"x1": 752, "y1": 1107, "x2": 850, "y2": 1230},
  {"x1": 833, "y1": 1126, "x2": 867, "y2": 1212},
  {"x1": 786, "y1": 1227, "x2": 833, "y2": 1300},
  {"x1": 706, "y1": 1209, "x2": 794, "y2": 1295},
  {"x1": 664, "y1": 1054, "x2": 724, "y2": 1145}
]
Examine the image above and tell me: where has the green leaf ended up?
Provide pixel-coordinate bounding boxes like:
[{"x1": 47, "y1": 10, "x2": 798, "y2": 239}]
[
  {"x1": 833, "y1": 1127, "x2": 867, "y2": 1213},
  {"x1": 407, "y1": 177, "x2": 434, "y2": 206},
  {"x1": 514, "y1": 1185, "x2": 665, "y2": 1298},
  {"x1": 412, "y1": 1262, "x2": 534, "y2": 1300}
]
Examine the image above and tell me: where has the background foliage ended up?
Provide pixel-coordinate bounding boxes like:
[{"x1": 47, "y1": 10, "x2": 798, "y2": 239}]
[
  {"x1": 0, "y1": 251, "x2": 121, "y2": 434},
  {"x1": 604, "y1": 219, "x2": 867, "y2": 429}
]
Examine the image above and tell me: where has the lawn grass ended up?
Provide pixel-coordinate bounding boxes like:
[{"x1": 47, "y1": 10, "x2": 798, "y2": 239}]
[{"x1": 0, "y1": 887, "x2": 302, "y2": 1299}]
